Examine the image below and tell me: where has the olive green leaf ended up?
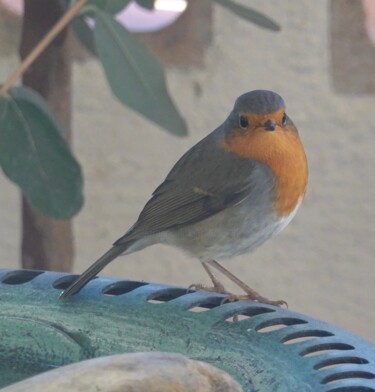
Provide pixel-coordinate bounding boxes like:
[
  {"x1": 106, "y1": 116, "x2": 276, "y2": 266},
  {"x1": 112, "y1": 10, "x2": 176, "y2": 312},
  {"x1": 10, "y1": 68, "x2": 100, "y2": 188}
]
[
  {"x1": 92, "y1": 9, "x2": 187, "y2": 136},
  {"x1": 70, "y1": 16, "x2": 98, "y2": 56},
  {"x1": 213, "y1": 0, "x2": 281, "y2": 31},
  {"x1": 0, "y1": 87, "x2": 83, "y2": 219}
]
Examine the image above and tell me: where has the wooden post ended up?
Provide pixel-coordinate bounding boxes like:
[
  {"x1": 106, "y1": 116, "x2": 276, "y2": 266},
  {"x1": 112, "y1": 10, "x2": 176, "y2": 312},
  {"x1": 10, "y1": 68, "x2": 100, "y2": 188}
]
[{"x1": 19, "y1": 0, "x2": 74, "y2": 271}]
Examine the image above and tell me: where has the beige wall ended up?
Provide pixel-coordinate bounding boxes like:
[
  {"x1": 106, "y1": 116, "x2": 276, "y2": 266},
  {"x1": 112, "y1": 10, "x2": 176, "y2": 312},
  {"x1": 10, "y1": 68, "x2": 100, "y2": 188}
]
[{"x1": 1, "y1": 1, "x2": 375, "y2": 342}]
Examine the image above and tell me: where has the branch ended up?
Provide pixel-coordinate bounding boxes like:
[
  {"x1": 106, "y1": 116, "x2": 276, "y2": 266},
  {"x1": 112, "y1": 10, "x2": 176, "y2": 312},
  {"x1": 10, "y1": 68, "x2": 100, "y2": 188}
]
[{"x1": 0, "y1": 0, "x2": 87, "y2": 95}]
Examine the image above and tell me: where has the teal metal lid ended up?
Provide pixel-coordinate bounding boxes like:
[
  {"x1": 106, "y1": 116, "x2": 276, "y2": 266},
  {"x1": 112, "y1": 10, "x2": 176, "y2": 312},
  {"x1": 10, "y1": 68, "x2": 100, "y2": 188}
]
[{"x1": 0, "y1": 269, "x2": 374, "y2": 391}]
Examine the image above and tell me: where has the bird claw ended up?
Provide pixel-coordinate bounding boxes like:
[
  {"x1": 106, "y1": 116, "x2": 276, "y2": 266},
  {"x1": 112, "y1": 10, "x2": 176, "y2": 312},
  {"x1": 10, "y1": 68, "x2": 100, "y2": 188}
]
[
  {"x1": 223, "y1": 293, "x2": 288, "y2": 308},
  {"x1": 188, "y1": 284, "x2": 287, "y2": 308}
]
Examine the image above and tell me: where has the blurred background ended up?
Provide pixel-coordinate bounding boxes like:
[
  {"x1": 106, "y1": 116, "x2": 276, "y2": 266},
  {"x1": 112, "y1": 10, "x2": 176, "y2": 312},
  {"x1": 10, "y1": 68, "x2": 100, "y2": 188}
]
[{"x1": 0, "y1": 0, "x2": 374, "y2": 342}]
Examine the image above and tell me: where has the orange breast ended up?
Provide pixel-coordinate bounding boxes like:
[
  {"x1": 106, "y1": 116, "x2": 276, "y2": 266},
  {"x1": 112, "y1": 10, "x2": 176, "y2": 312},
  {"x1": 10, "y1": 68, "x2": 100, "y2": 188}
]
[{"x1": 220, "y1": 125, "x2": 308, "y2": 217}]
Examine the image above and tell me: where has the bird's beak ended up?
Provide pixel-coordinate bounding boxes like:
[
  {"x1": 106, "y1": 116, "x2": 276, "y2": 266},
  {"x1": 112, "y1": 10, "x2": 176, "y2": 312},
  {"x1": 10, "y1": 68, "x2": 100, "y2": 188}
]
[{"x1": 264, "y1": 120, "x2": 276, "y2": 131}]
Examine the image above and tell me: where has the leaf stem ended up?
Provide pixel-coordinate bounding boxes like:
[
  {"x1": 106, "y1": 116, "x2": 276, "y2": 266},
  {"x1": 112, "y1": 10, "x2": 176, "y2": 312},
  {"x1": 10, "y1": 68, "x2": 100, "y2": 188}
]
[{"x1": 0, "y1": 0, "x2": 87, "y2": 95}]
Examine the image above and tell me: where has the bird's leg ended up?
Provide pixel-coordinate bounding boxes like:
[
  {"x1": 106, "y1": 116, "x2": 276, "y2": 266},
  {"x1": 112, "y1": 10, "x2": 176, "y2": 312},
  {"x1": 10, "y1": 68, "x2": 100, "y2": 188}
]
[
  {"x1": 188, "y1": 261, "x2": 231, "y2": 295},
  {"x1": 207, "y1": 260, "x2": 287, "y2": 307}
]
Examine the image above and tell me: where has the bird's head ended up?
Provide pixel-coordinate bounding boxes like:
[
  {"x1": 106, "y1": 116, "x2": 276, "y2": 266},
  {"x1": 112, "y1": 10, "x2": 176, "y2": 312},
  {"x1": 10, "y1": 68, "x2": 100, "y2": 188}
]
[{"x1": 229, "y1": 90, "x2": 292, "y2": 135}]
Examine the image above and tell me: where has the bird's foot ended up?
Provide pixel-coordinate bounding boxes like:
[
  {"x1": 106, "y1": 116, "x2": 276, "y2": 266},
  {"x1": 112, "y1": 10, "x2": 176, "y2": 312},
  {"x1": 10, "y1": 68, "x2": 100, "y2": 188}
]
[
  {"x1": 224, "y1": 293, "x2": 288, "y2": 308},
  {"x1": 188, "y1": 281, "x2": 230, "y2": 295},
  {"x1": 203, "y1": 260, "x2": 288, "y2": 307},
  {"x1": 188, "y1": 282, "x2": 286, "y2": 307}
]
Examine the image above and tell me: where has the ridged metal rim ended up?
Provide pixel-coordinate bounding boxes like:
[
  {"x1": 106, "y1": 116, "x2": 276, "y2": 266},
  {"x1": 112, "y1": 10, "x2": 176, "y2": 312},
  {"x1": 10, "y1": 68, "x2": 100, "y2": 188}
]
[{"x1": 0, "y1": 268, "x2": 375, "y2": 392}]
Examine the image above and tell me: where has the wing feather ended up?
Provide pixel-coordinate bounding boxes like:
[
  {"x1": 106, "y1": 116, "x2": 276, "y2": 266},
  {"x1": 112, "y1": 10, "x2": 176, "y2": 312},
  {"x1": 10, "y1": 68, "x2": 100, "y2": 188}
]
[{"x1": 114, "y1": 132, "x2": 274, "y2": 245}]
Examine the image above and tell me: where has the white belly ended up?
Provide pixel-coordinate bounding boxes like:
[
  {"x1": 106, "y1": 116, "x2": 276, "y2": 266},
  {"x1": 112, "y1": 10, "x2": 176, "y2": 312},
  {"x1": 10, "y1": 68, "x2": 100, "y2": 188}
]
[{"x1": 159, "y1": 197, "x2": 303, "y2": 262}]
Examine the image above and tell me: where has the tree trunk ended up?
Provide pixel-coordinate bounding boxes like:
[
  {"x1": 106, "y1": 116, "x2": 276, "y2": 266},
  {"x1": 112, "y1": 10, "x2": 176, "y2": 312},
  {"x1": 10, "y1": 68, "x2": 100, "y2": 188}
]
[{"x1": 19, "y1": 0, "x2": 74, "y2": 271}]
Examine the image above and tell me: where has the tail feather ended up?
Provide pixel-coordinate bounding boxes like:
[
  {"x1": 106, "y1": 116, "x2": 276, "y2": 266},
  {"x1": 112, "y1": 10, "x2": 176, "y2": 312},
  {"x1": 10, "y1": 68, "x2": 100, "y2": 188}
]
[{"x1": 59, "y1": 245, "x2": 127, "y2": 301}]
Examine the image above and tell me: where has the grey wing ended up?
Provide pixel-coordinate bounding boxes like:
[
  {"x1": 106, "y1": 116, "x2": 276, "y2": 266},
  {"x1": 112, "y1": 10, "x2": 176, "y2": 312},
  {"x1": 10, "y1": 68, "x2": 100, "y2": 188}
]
[{"x1": 115, "y1": 135, "x2": 274, "y2": 245}]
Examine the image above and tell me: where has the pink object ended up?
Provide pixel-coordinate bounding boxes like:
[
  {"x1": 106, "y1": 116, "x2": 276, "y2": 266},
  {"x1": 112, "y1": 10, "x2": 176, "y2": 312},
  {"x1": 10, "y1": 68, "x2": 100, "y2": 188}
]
[
  {"x1": 117, "y1": 2, "x2": 186, "y2": 32},
  {"x1": 0, "y1": 0, "x2": 186, "y2": 33},
  {"x1": 0, "y1": 0, "x2": 23, "y2": 16},
  {"x1": 363, "y1": 0, "x2": 375, "y2": 46}
]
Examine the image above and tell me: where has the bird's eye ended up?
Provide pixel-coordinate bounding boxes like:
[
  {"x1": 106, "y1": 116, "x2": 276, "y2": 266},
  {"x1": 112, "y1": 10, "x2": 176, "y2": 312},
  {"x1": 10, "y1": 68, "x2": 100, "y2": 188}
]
[
  {"x1": 239, "y1": 115, "x2": 248, "y2": 129},
  {"x1": 282, "y1": 112, "x2": 287, "y2": 126}
]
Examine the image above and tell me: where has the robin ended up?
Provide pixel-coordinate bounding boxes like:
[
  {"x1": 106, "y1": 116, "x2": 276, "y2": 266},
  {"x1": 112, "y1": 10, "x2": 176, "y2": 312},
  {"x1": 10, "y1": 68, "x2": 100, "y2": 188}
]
[{"x1": 60, "y1": 90, "x2": 308, "y2": 305}]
